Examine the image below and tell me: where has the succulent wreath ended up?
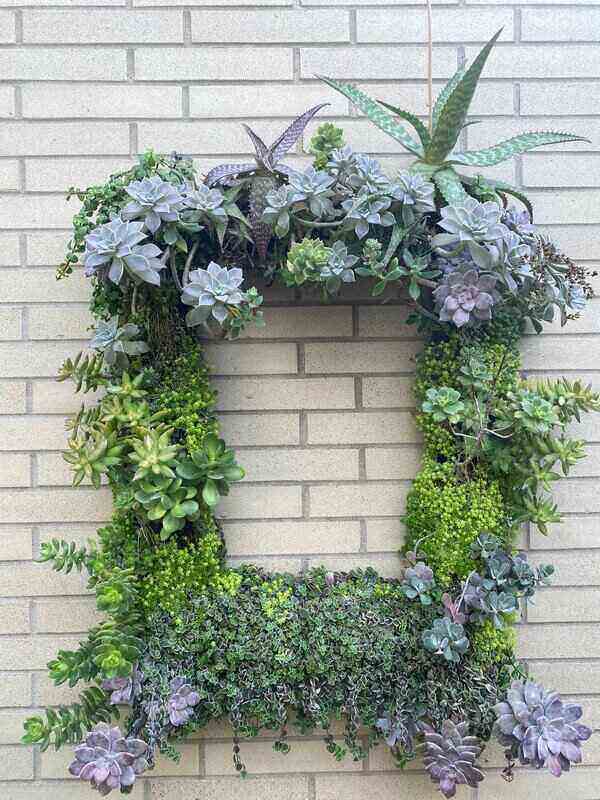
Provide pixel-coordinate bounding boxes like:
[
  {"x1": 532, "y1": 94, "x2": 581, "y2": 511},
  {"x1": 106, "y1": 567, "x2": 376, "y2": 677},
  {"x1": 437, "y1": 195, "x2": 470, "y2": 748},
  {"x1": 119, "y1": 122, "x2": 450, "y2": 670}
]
[{"x1": 23, "y1": 30, "x2": 598, "y2": 799}]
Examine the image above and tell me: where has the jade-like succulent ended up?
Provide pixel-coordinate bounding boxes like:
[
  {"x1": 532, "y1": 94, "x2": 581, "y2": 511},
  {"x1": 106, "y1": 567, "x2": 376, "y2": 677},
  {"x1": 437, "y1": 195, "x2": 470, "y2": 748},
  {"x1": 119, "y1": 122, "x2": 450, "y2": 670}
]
[
  {"x1": 401, "y1": 561, "x2": 435, "y2": 605},
  {"x1": 64, "y1": 431, "x2": 124, "y2": 489},
  {"x1": 90, "y1": 318, "x2": 149, "y2": 367},
  {"x1": 133, "y1": 474, "x2": 200, "y2": 539},
  {"x1": 423, "y1": 720, "x2": 484, "y2": 798},
  {"x1": 176, "y1": 434, "x2": 245, "y2": 507},
  {"x1": 205, "y1": 104, "x2": 328, "y2": 259},
  {"x1": 83, "y1": 218, "x2": 165, "y2": 287},
  {"x1": 167, "y1": 678, "x2": 200, "y2": 726},
  {"x1": 128, "y1": 428, "x2": 179, "y2": 481},
  {"x1": 433, "y1": 268, "x2": 498, "y2": 327},
  {"x1": 122, "y1": 174, "x2": 185, "y2": 233},
  {"x1": 514, "y1": 389, "x2": 559, "y2": 434},
  {"x1": 422, "y1": 618, "x2": 469, "y2": 663},
  {"x1": 181, "y1": 262, "x2": 244, "y2": 327},
  {"x1": 285, "y1": 237, "x2": 331, "y2": 285},
  {"x1": 68, "y1": 723, "x2": 149, "y2": 795},
  {"x1": 494, "y1": 680, "x2": 592, "y2": 777},
  {"x1": 422, "y1": 387, "x2": 465, "y2": 424}
]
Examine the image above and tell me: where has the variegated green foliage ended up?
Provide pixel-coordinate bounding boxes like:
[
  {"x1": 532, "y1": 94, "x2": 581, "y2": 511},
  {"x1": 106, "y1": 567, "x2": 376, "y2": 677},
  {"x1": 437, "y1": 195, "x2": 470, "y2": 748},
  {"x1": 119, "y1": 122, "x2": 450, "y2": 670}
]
[
  {"x1": 377, "y1": 100, "x2": 430, "y2": 148},
  {"x1": 431, "y1": 64, "x2": 466, "y2": 131},
  {"x1": 433, "y1": 169, "x2": 468, "y2": 205},
  {"x1": 450, "y1": 131, "x2": 588, "y2": 167}
]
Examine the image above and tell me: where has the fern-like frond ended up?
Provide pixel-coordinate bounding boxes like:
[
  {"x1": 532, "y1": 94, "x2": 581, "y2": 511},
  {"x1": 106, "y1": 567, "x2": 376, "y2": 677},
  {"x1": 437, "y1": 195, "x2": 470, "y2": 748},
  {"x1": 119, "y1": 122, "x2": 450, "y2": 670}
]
[
  {"x1": 377, "y1": 100, "x2": 431, "y2": 148},
  {"x1": 450, "y1": 131, "x2": 590, "y2": 167},
  {"x1": 319, "y1": 77, "x2": 423, "y2": 157},
  {"x1": 425, "y1": 29, "x2": 503, "y2": 164}
]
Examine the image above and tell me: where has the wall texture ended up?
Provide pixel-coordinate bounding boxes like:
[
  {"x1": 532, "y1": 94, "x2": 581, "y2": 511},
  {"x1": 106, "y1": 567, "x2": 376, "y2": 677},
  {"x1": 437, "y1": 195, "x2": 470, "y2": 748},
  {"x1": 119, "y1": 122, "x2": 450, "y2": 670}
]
[{"x1": 0, "y1": 0, "x2": 599, "y2": 798}]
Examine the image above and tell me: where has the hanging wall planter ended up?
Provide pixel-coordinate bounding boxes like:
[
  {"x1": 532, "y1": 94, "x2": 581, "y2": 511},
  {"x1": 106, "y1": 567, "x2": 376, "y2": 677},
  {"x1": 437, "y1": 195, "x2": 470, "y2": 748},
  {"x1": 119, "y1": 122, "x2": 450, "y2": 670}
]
[{"x1": 22, "y1": 30, "x2": 597, "y2": 799}]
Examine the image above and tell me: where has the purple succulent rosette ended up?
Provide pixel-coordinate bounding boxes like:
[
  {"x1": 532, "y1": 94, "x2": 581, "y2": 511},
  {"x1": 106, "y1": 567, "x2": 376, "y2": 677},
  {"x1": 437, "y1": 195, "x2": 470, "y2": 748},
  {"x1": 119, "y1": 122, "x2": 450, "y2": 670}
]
[
  {"x1": 423, "y1": 720, "x2": 484, "y2": 799},
  {"x1": 433, "y1": 268, "x2": 498, "y2": 327},
  {"x1": 68, "y1": 723, "x2": 148, "y2": 796},
  {"x1": 167, "y1": 677, "x2": 200, "y2": 726},
  {"x1": 102, "y1": 663, "x2": 143, "y2": 706},
  {"x1": 494, "y1": 680, "x2": 592, "y2": 777}
]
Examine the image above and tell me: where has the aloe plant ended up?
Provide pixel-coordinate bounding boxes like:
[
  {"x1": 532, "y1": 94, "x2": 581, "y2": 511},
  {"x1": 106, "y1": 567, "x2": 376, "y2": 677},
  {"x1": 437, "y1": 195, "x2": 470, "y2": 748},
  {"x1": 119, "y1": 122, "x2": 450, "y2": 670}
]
[
  {"x1": 205, "y1": 104, "x2": 328, "y2": 260},
  {"x1": 320, "y1": 30, "x2": 588, "y2": 211}
]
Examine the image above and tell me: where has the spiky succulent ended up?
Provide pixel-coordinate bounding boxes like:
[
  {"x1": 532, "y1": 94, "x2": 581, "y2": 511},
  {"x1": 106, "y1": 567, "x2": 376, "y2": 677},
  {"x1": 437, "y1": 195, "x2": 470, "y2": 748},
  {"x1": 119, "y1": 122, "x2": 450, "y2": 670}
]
[
  {"x1": 90, "y1": 318, "x2": 149, "y2": 367},
  {"x1": 433, "y1": 268, "x2": 498, "y2": 327},
  {"x1": 423, "y1": 720, "x2": 484, "y2": 798},
  {"x1": 321, "y1": 30, "x2": 587, "y2": 207},
  {"x1": 122, "y1": 175, "x2": 185, "y2": 233},
  {"x1": 167, "y1": 678, "x2": 200, "y2": 726},
  {"x1": 181, "y1": 262, "x2": 244, "y2": 327},
  {"x1": 64, "y1": 431, "x2": 124, "y2": 489},
  {"x1": 422, "y1": 617, "x2": 469, "y2": 663},
  {"x1": 68, "y1": 723, "x2": 149, "y2": 795},
  {"x1": 494, "y1": 681, "x2": 592, "y2": 777},
  {"x1": 205, "y1": 104, "x2": 328, "y2": 260},
  {"x1": 401, "y1": 561, "x2": 435, "y2": 605},
  {"x1": 128, "y1": 428, "x2": 179, "y2": 481},
  {"x1": 83, "y1": 218, "x2": 165, "y2": 287}
]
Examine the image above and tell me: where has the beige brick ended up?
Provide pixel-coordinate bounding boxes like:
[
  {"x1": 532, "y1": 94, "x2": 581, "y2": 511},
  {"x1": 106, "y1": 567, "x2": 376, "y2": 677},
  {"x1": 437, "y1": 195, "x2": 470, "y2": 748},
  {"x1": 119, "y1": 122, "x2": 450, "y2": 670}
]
[
  {"x1": 0, "y1": 601, "x2": 30, "y2": 634},
  {"x1": 521, "y1": 81, "x2": 600, "y2": 117},
  {"x1": 362, "y1": 377, "x2": 415, "y2": 409},
  {"x1": 0, "y1": 710, "x2": 32, "y2": 745},
  {"x1": 365, "y1": 446, "x2": 421, "y2": 480},
  {"x1": 0, "y1": 635, "x2": 81, "y2": 670},
  {"x1": 569, "y1": 443, "x2": 600, "y2": 477},
  {"x1": 3, "y1": 782, "x2": 102, "y2": 800},
  {"x1": 239, "y1": 447, "x2": 359, "y2": 482},
  {"x1": 0, "y1": 561, "x2": 90, "y2": 598},
  {"x1": 192, "y1": 9, "x2": 348, "y2": 43},
  {"x1": 189, "y1": 84, "x2": 347, "y2": 118},
  {"x1": 305, "y1": 341, "x2": 421, "y2": 374},
  {"x1": 23, "y1": 9, "x2": 182, "y2": 43},
  {"x1": 26, "y1": 232, "x2": 70, "y2": 266},
  {"x1": 0, "y1": 86, "x2": 15, "y2": 118},
  {"x1": 518, "y1": 623, "x2": 600, "y2": 660},
  {"x1": 215, "y1": 377, "x2": 355, "y2": 412},
  {"x1": 34, "y1": 598, "x2": 100, "y2": 634},
  {"x1": 478, "y1": 767, "x2": 599, "y2": 800},
  {"x1": 522, "y1": 8, "x2": 600, "y2": 42},
  {"x1": 0, "y1": 382, "x2": 26, "y2": 414},
  {"x1": 315, "y1": 773, "x2": 441, "y2": 800},
  {"x1": 0, "y1": 11, "x2": 15, "y2": 42},
  {"x1": 307, "y1": 411, "x2": 419, "y2": 445},
  {"x1": 227, "y1": 554, "x2": 303, "y2": 573},
  {"x1": 524, "y1": 153, "x2": 600, "y2": 188},
  {"x1": 465, "y1": 44, "x2": 600, "y2": 79},
  {"x1": 0, "y1": 674, "x2": 30, "y2": 708},
  {"x1": 0, "y1": 234, "x2": 20, "y2": 266},
  {"x1": 206, "y1": 738, "x2": 361, "y2": 776},
  {"x1": 528, "y1": 661, "x2": 600, "y2": 695},
  {"x1": 0, "y1": 48, "x2": 127, "y2": 81},
  {"x1": 303, "y1": 0, "x2": 456, "y2": 5},
  {"x1": 218, "y1": 485, "x2": 302, "y2": 520},
  {"x1": 0, "y1": 747, "x2": 33, "y2": 781},
  {"x1": 136, "y1": 47, "x2": 293, "y2": 81},
  {"x1": 38, "y1": 523, "x2": 99, "y2": 550},
  {"x1": 553, "y1": 481, "x2": 600, "y2": 514},
  {"x1": 0, "y1": 122, "x2": 129, "y2": 157},
  {"x1": 149, "y1": 777, "x2": 309, "y2": 800},
  {"x1": 306, "y1": 552, "x2": 402, "y2": 577},
  {"x1": 357, "y1": 7, "x2": 513, "y2": 43},
  {"x1": 37, "y1": 453, "x2": 76, "y2": 487},
  {"x1": 301, "y1": 45, "x2": 458, "y2": 80},
  {"x1": 0, "y1": 308, "x2": 22, "y2": 340},
  {"x1": 527, "y1": 301, "x2": 600, "y2": 337},
  {"x1": 358, "y1": 304, "x2": 414, "y2": 337},
  {"x1": 538, "y1": 225, "x2": 600, "y2": 262},
  {"x1": 527, "y1": 588, "x2": 600, "y2": 623},
  {"x1": 205, "y1": 343, "x2": 297, "y2": 376},
  {"x1": 246, "y1": 306, "x2": 353, "y2": 340},
  {"x1": 530, "y1": 550, "x2": 600, "y2": 586},
  {"x1": 0, "y1": 416, "x2": 68, "y2": 450},
  {"x1": 521, "y1": 336, "x2": 600, "y2": 371},
  {"x1": 0, "y1": 454, "x2": 30, "y2": 488},
  {"x1": 0, "y1": 159, "x2": 19, "y2": 189},
  {"x1": 25, "y1": 158, "x2": 135, "y2": 194},
  {"x1": 218, "y1": 413, "x2": 299, "y2": 447},
  {"x1": 528, "y1": 190, "x2": 600, "y2": 226},
  {"x1": 31, "y1": 381, "x2": 102, "y2": 414},
  {"x1": 530, "y1": 516, "x2": 600, "y2": 550},
  {"x1": 0, "y1": 527, "x2": 33, "y2": 561},
  {"x1": 2, "y1": 0, "x2": 125, "y2": 4},
  {"x1": 224, "y1": 519, "x2": 361, "y2": 556},
  {"x1": 0, "y1": 488, "x2": 111, "y2": 524},
  {"x1": 0, "y1": 193, "x2": 74, "y2": 229},
  {"x1": 309, "y1": 482, "x2": 409, "y2": 517},
  {"x1": 137, "y1": 119, "x2": 286, "y2": 155},
  {"x1": 28, "y1": 305, "x2": 92, "y2": 341},
  {"x1": 0, "y1": 341, "x2": 86, "y2": 377},
  {"x1": 366, "y1": 518, "x2": 406, "y2": 551}
]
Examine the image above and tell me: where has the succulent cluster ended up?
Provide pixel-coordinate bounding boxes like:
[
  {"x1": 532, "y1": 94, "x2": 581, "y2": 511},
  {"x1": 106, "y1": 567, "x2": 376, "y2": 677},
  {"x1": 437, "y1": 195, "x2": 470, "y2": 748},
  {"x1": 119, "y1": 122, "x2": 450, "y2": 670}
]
[
  {"x1": 166, "y1": 678, "x2": 201, "y2": 726},
  {"x1": 68, "y1": 723, "x2": 149, "y2": 795}
]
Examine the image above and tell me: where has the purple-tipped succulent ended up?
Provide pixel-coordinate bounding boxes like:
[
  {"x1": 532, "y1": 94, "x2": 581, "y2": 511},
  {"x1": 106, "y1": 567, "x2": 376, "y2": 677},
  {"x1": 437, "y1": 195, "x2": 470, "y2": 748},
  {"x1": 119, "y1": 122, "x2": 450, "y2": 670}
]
[
  {"x1": 68, "y1": 723, "x2": 148, "y2": 795},
  {"x1": 433, "y1": 268, "x2": 498, "y2": 327},
  {"x1": 102, "y1": 663, "x2": 143, "y2": 706},
  {"x1": 167, "y1": 677, "x2": 200, "y2": 726},
  {"x1": 494, "y1": 680, "x2": 592, "y2": 777},
  {"x1": 423, "y1": 720, "x2": 484, "y2": 798}
]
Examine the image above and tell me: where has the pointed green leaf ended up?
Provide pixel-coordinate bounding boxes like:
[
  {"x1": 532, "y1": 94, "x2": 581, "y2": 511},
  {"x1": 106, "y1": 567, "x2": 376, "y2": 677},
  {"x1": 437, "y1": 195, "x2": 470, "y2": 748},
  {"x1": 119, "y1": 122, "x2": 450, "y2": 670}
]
[
  {"x1": 377, "y1": 100, "x2": 430, "y2": 148},
  {"x1": 450, "y1": 131, "x2": 590, "y2": 167},
  {"x1": 433, "y1": 168, "x2": 468, "y2": 204},
  {"x1": 425, "y1": 29, "x2": 503, "y2": 164},
  {"x1": 460, "y1": 174, "x2": 534, "y2": 219},
  {"x1": 431, "y1": 64, "x2": 466, "y2": 132},
  {"x1": 319, "y1": 77, "x2": 423, "y2": 157}
]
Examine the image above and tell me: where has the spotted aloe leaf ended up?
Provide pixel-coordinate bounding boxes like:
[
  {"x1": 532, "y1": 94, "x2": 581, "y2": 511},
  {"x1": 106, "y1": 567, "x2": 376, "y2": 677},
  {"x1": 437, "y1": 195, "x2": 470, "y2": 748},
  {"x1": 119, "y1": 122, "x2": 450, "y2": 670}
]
[
  {"x1": 450, "y1": 131, "x2": 590, "y2": 167},
  {"x1": 377, "y1": 100, "x2": 431, "y2": 148},
  {"x1": 433, "y1": 168, "x2": 468, "y2": 204},
  {"x1": 205, "y1": 162, "x2": 256, "y2": 187},
  {"x1": 319, "y1": 77, "x2": 423, "y2": 157},
  {"x1": 425, "y1": 29, "x2": 503, "y2": 164},
  {"x1": 268, "y1": 103, "x2": 329, "y2": 165},
  {"x1": 431, "y1": 64, "x2": 466, "y2": 131}
]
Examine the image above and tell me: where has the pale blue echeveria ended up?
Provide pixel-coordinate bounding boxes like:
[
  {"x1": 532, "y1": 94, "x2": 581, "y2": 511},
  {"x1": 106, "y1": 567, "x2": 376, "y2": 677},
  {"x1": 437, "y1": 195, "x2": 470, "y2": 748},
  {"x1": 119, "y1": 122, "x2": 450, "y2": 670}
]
[
  {"x1": 83, "y1": 218, "x2": 165, "y2": 286},
  {"x1": 262, "y1": 185, "x2": 295, "y2": 237},
  {"x1": 342, "y1": 188, "x2": 395, "y2": 239},
  {"x1": 122, "y1": 175, "x2": 186, "y2": 233},
  {"x1": 432, "y1": 198, "x2": 509, "y2": 256},
  {"x1": 347, "y1": 154, "x2": 390, "y2": 192},
  {"x1": 326, "y1": 144, "x2": 358, "y2": 178},
  {"x1": 433, "y1": 268, "x2": 498, "y2": 327},
  {"x1": 287, "y1": 166, "x2": 336, "y2": 218},
  {"x1": 181, "y1": 261, "x2": 244, "y2": 326},
  {"x1": 320, "y1": 241, "x2": 358, "y2": 292},
  {"x1": 90, "y1": 318, "x2": 149, "y2": 367},
  {"x1": 182, "y1": 184, "x2": 227, "y2": 223},
  {"x1": 391, "y1": 171, "x2": 436, "y2": 217}
]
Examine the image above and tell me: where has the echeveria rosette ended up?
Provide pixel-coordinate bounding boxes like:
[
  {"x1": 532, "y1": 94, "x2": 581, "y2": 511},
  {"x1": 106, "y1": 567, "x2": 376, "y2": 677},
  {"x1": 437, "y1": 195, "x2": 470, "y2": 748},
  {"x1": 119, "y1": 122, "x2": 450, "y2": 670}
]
[
  {"x1": 494, "y1": 680, "x2": 592, "y2": 777},
  {"x1": 90, "y1": 318, "x2": 149, "y2": 367},
  {"x1": 83, "y1": 218, "x2": 165, "y2": 287},
  {"x1": 182, "y1": 183, "x2": 228, "y2": 224},
  {"x1": 167, "y1": 677, "x2": 200, "y2": 727},
  {"x1": 391, "y1": 171, "x2": 436, "y2": 222},
  {"x1": 433, "y1": 268, "x2": 498, "y2": 327},
  {"x1": 262, "y1": 185, "x2": 296, "y2": 237},
  {"x1": 320, "y1": 241, "x2": 358, "y2": 293},
  {"x1": 102, "y1": 663, "x2": 143, "y2": 706},
  {"x1": 121, "y1": 174, "x2": 186, "y2": 233},
  {"x1": 342, "y1": 188, "x2": 395, "y2": 239},
  {"x1": 287, "y1": 166, "x2": 336, "y2": 219},
  {"x1": 432, "y1": 198, "x2": 510, "y2": 272},
  {"x1": 181, "y1": 262, "x2": 244, "y2": 327},
  {"x1": 326, "y1": 144, "x2": 358, "y2": 178},
  {"x1": 68, "y1": 723, "x2": 149, "y2": 795},
  {"x1": 422, "y1": 387, "x2": 465, "y2": 424},
  {"x1": 423, "y1": 720, "x2": 484, "y2": 799},
  {"x1": 346, "y1": 154, "x2": 390, "y2": 193},
  {"x1": 422, "y1": 617, "x2": 469, "y2": 663},
  {"x1": 401, "y1": 561, "x2": 435, "y2": 605}
]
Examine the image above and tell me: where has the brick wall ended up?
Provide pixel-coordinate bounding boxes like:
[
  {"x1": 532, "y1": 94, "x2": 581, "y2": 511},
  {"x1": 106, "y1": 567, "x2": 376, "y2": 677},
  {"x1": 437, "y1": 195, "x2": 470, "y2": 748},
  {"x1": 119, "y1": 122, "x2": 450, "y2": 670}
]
[{"x1": 0, "y1": 1, "x2": 599, "y2": 798}]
